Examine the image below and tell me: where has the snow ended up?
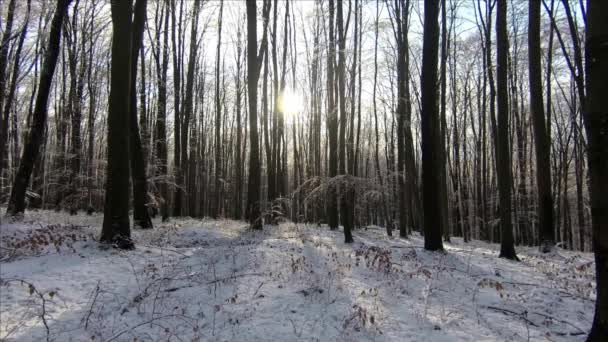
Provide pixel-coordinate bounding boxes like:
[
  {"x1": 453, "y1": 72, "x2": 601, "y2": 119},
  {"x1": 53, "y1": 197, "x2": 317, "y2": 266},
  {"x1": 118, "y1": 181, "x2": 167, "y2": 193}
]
[{"x1": 0, "y1": 210, "x2": 595, "y2": 341}]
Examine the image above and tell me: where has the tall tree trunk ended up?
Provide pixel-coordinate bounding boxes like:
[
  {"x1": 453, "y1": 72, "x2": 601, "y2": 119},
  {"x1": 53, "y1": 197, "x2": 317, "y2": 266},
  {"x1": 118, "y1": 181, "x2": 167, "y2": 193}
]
[
  {"x1": 336, "y1": 0, "x2": 353, "y2": 243},
  {"x1": 327, "y1": 0, "x2": 339, "y2": 231},
  {"x1": 100, "y1": 0, "x2": 133, "y2": 249},
  {"x1": 0, "y1": 0, "x2": 17, "y2": 190},
  {"x1": 181, "y1": 0, "x2": 201, "y2": 218},
  {"x1": 496, "y1": 0, "x2": 518, "y2": 260},
  {"x1": 154, "y1": 0, "x2": 170, "y2": 221},
  {"x1": 420, "y1": 0, "x2": 444, "y2": 251},
  {"x1": 440, "y1": 0, "x2": 450, "y2": 242},
  {"x1": 373, "y1": 0, "x2": 391, "y2": 236},
  {"x1": 246, "y1": 0, "x2": 265, "y2": 229},
  {"x1": 393, "y1": 0, "x2": 412, "y2": 239},
  {"x1": 585, "y1": 1, "x2": 608, "y2": 338},
  {"x1": 171, "y1": 0, "x2": 183, "y2": 217},
  {"x1": 5, "y1": 0, "x2": 72, "y2": 218},
  {"x1": 528, "y1": 0, "x2": 554, "y2": 252},
  {"x1": 129, "y1": 0, "x2": 152, "y2": 229},
  {"x1": 1, "y1": 0, "x2": 30, "y2": 198},
  {"x1": 234, "y1": 23, "x2": 244, "y2": 220},
  {"x1": 212, "y1": 0, "x2": 224, "y2": 219}
]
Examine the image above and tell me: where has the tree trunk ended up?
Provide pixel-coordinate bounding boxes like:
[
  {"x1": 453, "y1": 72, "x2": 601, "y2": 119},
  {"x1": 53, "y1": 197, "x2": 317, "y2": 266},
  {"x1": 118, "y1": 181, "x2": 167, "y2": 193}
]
[
  {"x1": 171, "y1": 0, "x2": 183, "y2": 217},
  {"x1": 129, "y1": 0, "x2": 152, "y2": 229},
  {"x1": 0, "y1": 0, "x2": 17, "y2": 181},
  {"x1": 100, "y1": 0, "x2": 134, "y2": 249},
  {"x1": 234, "y1": 23, "x2": 244, "y2": 220},
  {"x1": 420, "y1": 0, "x2": 444, "y2": 251},
  {"x1": 528, "y1": 0, "x2": 554, "y2": 252},
  {"x1": 496, "y1": 0, "x2": 518, "y2": 260},
  {"x1": 154, "y1": 0, "x2": 170, "y2": 221},
  {"x1": 585, "y1": 1, "x2": 608, "y2": 338},
  {"x1": 336, "y1": 0, "x2": 353, "y2": 243},
  {"x1": 246, "y1": 0, "x2": 262, "y2": 229},
  {"x1": 212, "y1": 0, "x2": 224, "y2": 219},
  {"x1": 327, "y1": 0, "x2": 339, "y2": 231},
  {"x1": 5, "y1": 0, "x2": 72, "y2": 218}
]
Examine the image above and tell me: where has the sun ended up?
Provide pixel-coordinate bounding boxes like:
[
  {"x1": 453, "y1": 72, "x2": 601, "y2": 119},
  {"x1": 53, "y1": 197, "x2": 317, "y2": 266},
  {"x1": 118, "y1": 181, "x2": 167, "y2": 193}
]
[{"x1": 280, "y1": 88, "x2": 304, "y2": 118}]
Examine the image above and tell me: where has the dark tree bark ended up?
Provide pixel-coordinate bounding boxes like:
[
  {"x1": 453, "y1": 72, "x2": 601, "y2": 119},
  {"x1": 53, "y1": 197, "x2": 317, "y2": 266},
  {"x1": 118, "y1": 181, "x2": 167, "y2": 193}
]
[
  {"x1": 234, "y1": 23, "x2": 244, "y2": 220},
  {"x1": 212, "y1": 0, "x2": 224, "y2": 219},
  {"x1": 5, "y1": 0, "x2": 72, "y2": 217},
  {"x1": 420, "y1": 0, "x2": 445, "y2": 251},
  {"x1": 495, "y1": 0, "x2": 517, "y2": 260},
  {"x1": 336, "y1": 0, "x2": 353, "y2": 243},
  {"x1": 1, "y1": 0, "x2": 30, "y2": 191},
  {"x1": 246, "y1": 1, "x2": 261, "y2": 229},
  {"x1": 154, "y1": 0, "x2": 170, "y2": 221},
  {"x1": 327, "y1": 0, "x2": 339, "y2": 231},
  {"x1": 129, "y1": 0, "x2": 152, "y2": 229},
  {"x1": 100, "y1": 0, "x2": 134, "y2": 248},
  {"x1": 528, "y1": 0, "x2": 553, "y2": 252},
  {"x1": 440, "y1": 0, "x2": 450, "y2": 242},
  {"x1": 171, "y1": 0, "x2": 184, "y2": 217},
  {"x1": 0, "y1": 0, "x2": 17, "y2": 189},
  {"x1": 390, "y1": 0, "x2": 412, "y2": 239},
  {"x1": 585, "y1": 1, "x2": 608, "y2": 339},
  {"x1": 63, "y1": 1, "x2": 87, "y2": 214},
  {"x1": 181, "y1": 0, "x2": 201, "y2": 218},
  {"x1": 373, "y1": 0, "x2": 391, "y2": 236}
]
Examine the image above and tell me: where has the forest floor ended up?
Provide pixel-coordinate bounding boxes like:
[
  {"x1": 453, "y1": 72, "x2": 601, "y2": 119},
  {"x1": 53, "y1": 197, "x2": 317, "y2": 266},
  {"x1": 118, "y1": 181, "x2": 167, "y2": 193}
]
[{"x1": 0, "y1": 210, "x2": 596, "y2": 341}]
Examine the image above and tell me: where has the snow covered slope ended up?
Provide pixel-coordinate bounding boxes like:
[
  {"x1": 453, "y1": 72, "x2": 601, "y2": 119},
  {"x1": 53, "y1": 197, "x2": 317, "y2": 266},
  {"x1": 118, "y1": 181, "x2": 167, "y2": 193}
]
[{"x1": 0, "y1": 210, "x2": 595, "y2": 341}]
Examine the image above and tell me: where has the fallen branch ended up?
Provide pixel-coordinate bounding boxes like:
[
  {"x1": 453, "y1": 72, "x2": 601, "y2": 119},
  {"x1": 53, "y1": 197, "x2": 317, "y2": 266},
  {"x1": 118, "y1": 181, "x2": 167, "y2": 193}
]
[
  {"x1": 163, "y1": 272, "x2": 267, "y2": 293},
  {"x1": 82, "y1": 280, "x2": 101, "y2": 329},
  {"x1": 485, "y1": 305, "x2": 587, "y2": 336},
  {"x1": 105, "y1": 314, "x2": 185, "y2": 342},
  {"x1": 205, "y1": 272, "x2": 266, "y2": 285},
  {"x1": 485, "y1": 305, "x2": 540, "y2": 327}
]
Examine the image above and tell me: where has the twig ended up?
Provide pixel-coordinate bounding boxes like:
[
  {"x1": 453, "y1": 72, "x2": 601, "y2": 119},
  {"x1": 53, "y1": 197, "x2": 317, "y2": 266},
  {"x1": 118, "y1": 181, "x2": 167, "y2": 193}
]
[
  {"x1": 252, "y1": 280, "x2": 266, "y2": 299},
  {"x1": 485, "y1": 305, "x2": 540, "y2": 327},
  {"x1": 105, "y1": 314, "x2": 183, "y2": 342},
  {"x1": 163, "y1": 272, "x2": 266, "y2": 293},
  {"x1": 206, "y1": 272, "x2": 266, "y2": 285},
  {"x1": 529, "y1": 310, "x2": 586, "y2": 334},
  {"x1": 485, "y1": 305, "x2": 587, "y2": 336},
  {"x1": 2, "y1": 279, "x2": 52, "y2": 340},
  {"x1": 83, "y1": 281, "x2": 101, "y2": 329}
]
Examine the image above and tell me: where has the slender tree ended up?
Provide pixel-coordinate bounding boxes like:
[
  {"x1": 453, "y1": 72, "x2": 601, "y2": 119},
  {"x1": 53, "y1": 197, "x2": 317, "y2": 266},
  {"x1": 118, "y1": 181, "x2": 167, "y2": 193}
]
[
  {"x1": 528, "y1": 0, "x2": 553, "y2": 252},
  {"x1": 5, "y1": 0, "x2": 73, "y2": 217},
  {"x1": 246, "y1": 0, "x2": 271, "y2": 229},
  {"x1": 234, "y1": 22, "x2": 244, "y2": 219},
  {"x1": 129, "y1": 0, "x2": 152, "y2": 229},
  {"x1": 495, "y1": 0, "x2": 517, "y2": 260},
  {"x1": 327, "y1": 0, "x2": 339, "y2": 231},
  {"x1": 181, "y1": 0, "x2": 201, "y2": 218},
  {"x1": 337, "y1": 0, "x2": 353, "y2": 243},
  {"x1": 212, "y1": 0, "x2": 224, "y2": 218}
]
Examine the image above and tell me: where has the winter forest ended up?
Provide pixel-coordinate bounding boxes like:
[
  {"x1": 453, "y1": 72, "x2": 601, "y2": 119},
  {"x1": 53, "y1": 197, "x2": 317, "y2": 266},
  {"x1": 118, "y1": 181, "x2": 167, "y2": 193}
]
[{"x1": 0, "y1": 0, "x2": 607, "y2": 340}]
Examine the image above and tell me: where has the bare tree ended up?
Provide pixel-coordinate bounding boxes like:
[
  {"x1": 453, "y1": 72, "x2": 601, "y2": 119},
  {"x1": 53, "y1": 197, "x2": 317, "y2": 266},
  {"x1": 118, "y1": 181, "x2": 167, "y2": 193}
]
[{"x1": 5, "y1": 0, "x2": 73, "y2": 217}]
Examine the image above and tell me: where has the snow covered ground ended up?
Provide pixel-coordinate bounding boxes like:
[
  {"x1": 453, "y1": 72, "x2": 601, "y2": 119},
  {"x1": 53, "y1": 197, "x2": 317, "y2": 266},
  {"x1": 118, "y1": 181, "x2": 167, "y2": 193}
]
[{"x1": 0, "y1": 210, "x2": 596, "y2": 341}]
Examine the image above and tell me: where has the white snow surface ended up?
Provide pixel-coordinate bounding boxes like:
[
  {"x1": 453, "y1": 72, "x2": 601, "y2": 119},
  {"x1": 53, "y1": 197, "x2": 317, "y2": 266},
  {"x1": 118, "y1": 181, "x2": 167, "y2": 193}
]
[{"x1": 0, "y1": 210, "x2": 596, "y2": 341}]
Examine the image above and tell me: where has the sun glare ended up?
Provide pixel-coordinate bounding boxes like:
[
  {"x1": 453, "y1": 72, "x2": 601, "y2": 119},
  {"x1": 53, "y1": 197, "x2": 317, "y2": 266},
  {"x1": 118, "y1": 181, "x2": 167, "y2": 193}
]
[{"x1": 280, "y1": 89, "x2": 304, "y2": 118}]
